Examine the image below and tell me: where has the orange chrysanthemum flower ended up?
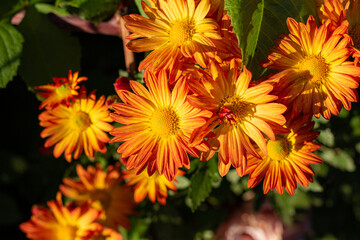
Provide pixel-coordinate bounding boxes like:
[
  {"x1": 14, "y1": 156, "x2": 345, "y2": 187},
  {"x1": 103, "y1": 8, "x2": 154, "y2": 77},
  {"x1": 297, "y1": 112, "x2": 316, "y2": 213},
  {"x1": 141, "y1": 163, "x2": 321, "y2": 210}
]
[
  {"x1": 35, "y1": 70, "x2": 87, "y2": 110},
  {"x1": 60, "y1": 163, "x2": 135, "y2": 230},
  {"x1": 262, "y1": 16, "x2": 360, "y2": 119},
  {"x1": 188, "y1": 60, "x2": 287, "y2": 177},
  {"x1": 318, "y1": 0, "x2": 348, "y2": 27},
  {"x1": 125, "y1": 0, "x2": 221, "y2": 71},
  {"x1": 319, "y1": 0, "x2": 360, "y2": 64},
  {"x1": 110, "y1": 71, "x2": 211, "y2": 181},
  {"x1": 246, "y1": 119, "x2": 323, "y2": 195},
  {"x1": 20, "y1": 194, "x2": 102, "y2": 240},
  {"x1": 123, "y1": 168, "x2": 184, "y2": 205},
  {"x1": 39, "y1": 87, "x2": 113, "y2": 162}
]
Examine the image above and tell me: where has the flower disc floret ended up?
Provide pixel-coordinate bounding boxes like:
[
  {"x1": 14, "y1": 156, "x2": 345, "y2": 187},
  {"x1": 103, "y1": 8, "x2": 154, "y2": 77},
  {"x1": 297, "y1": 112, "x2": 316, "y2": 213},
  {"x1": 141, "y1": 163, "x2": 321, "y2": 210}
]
[
  {"x1": 297, "y1": 56, "x2": 329, "y2": 86},
  {"x1": 266, "y1": 136, "x2": 291, "y2": 161},
  {"x1": 150, "y1": 108, "x2": 180, "y2": 137},
  {"x1": 169, "y1": 19, "x2": 195, "y2": 45}
]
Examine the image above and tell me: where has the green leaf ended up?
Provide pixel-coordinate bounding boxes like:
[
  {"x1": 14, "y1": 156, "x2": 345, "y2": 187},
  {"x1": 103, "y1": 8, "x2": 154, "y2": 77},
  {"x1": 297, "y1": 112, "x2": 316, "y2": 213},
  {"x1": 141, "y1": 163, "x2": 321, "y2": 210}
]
[
  {"x1": 272, "y1": 193, "x2": 296, "y2": 225},
  {"x1": 56, "y1": 0, "x2": 87, "y2": 8},
  {"x1": 186, "y1": 157, "x2": 219, "y2": 212},
  {"x1": 57, "y1": 0, "x2": 121, "y2": 23},
  {"x1": 134, "y1": 0, "x2": 149, "y2": 17},
  {"x1": 0, "y1": 21, "x2": 23, "y2": 88},
  {"x1": 350, "y1": 116, "x2": 360, "y2": 137},
  {"x1": 174, "y1": 175, "x2": 190, "y2": 190},
  {"x1": 77, "y1": 0, "x2": 121, "y2": 24},
  {"x1": 317, "y1": 128, "x2": 335, "y2": 147},
  {"x1": 298, "y1": 178, "x2": 323, "y2": 192},
  {"x1": 319, "y1": 146, "x2": 356, "y2": 172},
  {"x1": 225, "y1": 0, "x2": 317, "y2": 79},
  {"x1": 35, "y1": 3, "x2": 71, "y2": 16},
  {"x1": 18, "y1": 7, "x2": 81, "y2": 87}
]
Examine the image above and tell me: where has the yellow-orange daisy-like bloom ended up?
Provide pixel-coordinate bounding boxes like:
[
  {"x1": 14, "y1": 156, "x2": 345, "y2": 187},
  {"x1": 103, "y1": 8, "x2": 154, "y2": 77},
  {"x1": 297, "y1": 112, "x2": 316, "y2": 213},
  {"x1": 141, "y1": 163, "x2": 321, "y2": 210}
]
[
  {"x1": 125, "y1": 0, "x2": 221, "y2": 71},
  {"x1": 246, "y1": 119, "x2": 323, "y2": 195},
  {"x1": 19, "y1": 194, "x2": 102, "y2": 240},
  {"x1": 39, "y1": 87, "x2": 113, "y2": 162},
  {"x1": 110, "y1": 71, "x2": 211, "y2": 181},
  {"x1": 122, "y1": 168, "x2": 184, "y2": 205},
  {"x1": 187, "y1": 60, "x2": 287, "y2": 177},
  {"x1": 319, "y1": 0, "x2": 360, "y2": 64},
  {"x1": 60, "y1": 163, "x2": 135, "y2": 230},
  {"x1": 35, "y1": 70, "x2": 87, "y2": 110},
  {"x1": 262, "y1": 16, "x2": 360, "y2": 119}
]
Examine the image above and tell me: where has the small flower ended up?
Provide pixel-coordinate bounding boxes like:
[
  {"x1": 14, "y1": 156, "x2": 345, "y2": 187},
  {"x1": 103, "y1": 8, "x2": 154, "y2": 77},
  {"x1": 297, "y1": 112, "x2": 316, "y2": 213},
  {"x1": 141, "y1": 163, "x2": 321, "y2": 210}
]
[
  {"x1": 60, "y1": 163, "x2": 135, "y2": 229},
  {"x1": 246, "y1": 119, "x2": 323, "y2": 195},
  {"x1": 35, "y1": 70, "x2": 87, "y2": 110},
  {"x1": 123, "y1": 168, "x2": 184, "y2": 205},
  {"x1": 19, "y1": 193, "x2": 102, "y2": 240},
  {"x1": 39, "y1": 86, "x2": 113, "y2": 162}
]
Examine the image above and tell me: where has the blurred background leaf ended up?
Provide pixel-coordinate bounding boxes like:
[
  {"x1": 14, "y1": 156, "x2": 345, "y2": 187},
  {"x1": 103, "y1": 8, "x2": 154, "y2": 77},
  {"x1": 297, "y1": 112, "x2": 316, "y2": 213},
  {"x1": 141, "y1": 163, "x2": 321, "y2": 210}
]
[{"x1": 18, "y1": 7, "x2": 81, "y2": 86}]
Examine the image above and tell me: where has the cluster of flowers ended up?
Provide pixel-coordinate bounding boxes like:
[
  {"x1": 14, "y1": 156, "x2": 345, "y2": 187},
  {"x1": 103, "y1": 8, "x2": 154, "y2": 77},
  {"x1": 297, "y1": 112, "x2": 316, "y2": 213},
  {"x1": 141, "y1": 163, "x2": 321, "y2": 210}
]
[
  {"x1": 20, "y1": 0, "x2": 360, "y2": 238},
  {"x1": 113, "y1": 0, "x2": 360, "y2": 194},
  {"x1": 20, "y1": 164, "x2": 133, "y2": 240},
  {"x1": 20, "y1": 71, "x2": 185, "y2": 239}
]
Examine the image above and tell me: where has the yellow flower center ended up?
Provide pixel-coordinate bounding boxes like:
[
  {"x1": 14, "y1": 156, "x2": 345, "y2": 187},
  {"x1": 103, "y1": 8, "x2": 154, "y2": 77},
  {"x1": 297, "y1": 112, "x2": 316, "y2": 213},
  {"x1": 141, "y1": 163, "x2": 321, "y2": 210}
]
[
  {"x1": 219, "y1": 96, "x2": 255, "y2": 125},
  {"x1": 71, "y1": 111, "x2": 91, "y2": 131},
  {"x1": 267, "y1": 136, "x2": 291, "y2": 161},
  {"x1": 298, "y1": 56, "x2": 329, "y2": 88},
  {"x1": 169, "y1": 19, "x2": 195, "y2": 45},
  {"x1": 55, "y1": 225, "x2": 77, "y2": 240},
  {"x1": 55, "y1": 84, "x2": 71, "y2": 98},
  {"x1": 349, "y1": 23, "x2": 360, "y2": 51},
  {"x1": 150, "y1": 108, "x2": 180, "y2": 137}
]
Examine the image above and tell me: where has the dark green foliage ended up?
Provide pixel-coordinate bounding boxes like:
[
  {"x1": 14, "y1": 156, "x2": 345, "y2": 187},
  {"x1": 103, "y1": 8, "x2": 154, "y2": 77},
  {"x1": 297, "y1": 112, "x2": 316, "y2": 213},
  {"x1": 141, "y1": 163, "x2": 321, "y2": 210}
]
[
  {"x1": 18, "y1": 7, "x2": 81, "y2": 86},
  {"x1": 0, "y1": 21, "x2": 23, "y2": 88},
  {"x1": 57, "y1": 0, "x2": 121, "y2": 23},
  {"x1": 187, "y1": 157, "x2": 220, "y2": 212},
  {"x1": 225, "y1": 0, "x2": 317, "y2": 79}
]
